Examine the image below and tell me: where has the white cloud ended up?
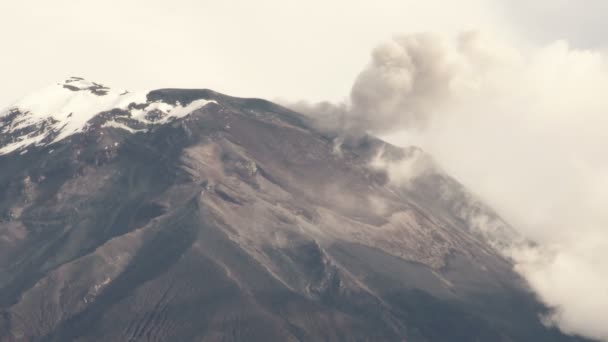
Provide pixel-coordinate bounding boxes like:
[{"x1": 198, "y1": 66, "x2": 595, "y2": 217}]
[
  {"x1": 512, "y1": 238, "x2": 608, "y2": 341},
  {"x1": 376, "y1": 32, "x2": 608, "y2": 341}
]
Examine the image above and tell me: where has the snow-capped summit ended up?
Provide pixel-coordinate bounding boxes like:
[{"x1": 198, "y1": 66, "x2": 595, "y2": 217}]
[{"x1": 0, "y1": 78, "x2": 217, "y2": 155}]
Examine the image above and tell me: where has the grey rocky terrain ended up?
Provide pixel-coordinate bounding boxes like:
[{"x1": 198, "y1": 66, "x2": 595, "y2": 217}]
[{"x1": 0, "y1": 79, "x2": 595, "y2": 341}]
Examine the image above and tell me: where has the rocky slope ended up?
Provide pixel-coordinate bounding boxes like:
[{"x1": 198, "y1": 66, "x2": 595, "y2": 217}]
[{"x1": 0, "y1": 79, "x2": 594, "y2": 341}]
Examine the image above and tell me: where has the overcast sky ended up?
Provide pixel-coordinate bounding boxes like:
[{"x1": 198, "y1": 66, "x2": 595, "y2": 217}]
[
  {"x1": 1, "y1": 0, "x2": 605, "y2": 106},
  {"x1": 2, "y1": 1, "x2": 608, "y2": 341}
]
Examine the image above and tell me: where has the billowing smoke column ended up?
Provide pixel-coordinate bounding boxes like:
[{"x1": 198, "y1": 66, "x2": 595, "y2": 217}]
[
  {"x1": 294, "y1": 31, "x2": 518, "y2": 135},
  {"x1": 349, "y1": 33, "x2": 455, "y2": 133}
]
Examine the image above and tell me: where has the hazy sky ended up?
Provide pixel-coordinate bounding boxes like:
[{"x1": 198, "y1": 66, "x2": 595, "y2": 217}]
[
  {"x1": 2, "y1": 1, "x2": 608, "y2": 341},
  {"x1": 496, "y1": 0, "x2": 608, "y2": 48},
  {"x1": 2, "y1": 0, "x2": 604, "y2": 106},
  {"x1": 0, "y1": 0, "x2": 484, "y2": 105}
]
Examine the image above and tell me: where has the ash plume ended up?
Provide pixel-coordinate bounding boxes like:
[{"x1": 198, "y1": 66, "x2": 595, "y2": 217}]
[{"x1": 287, "y1": 30, "x2": 608, "y2": 342}]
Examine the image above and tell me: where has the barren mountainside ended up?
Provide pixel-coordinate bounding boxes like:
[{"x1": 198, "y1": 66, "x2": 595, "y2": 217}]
[{"x1": 0, "y1": 79, "x2": 594, "y2": 341}]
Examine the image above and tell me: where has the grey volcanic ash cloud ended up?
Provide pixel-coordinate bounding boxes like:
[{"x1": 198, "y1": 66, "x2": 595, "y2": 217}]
[
  {"x1": 348, "y1": 33, "x2": 456, "y2": 133},
  {"x1": 289, "y1": 33, "x2": 460, "y2": 135},
  {"x1": 290, "y1": 31, "x2": 518, "y2": 135}
]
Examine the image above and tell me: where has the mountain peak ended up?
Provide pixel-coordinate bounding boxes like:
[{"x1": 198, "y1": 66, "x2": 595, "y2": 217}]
[{"x1": 0, "y1": 81, "x2": 217, "y2": 155}]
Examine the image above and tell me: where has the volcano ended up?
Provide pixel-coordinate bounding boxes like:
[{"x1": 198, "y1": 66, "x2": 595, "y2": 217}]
[{"x1": 0, "y1": 78, "x2": 593, "y2": 342}]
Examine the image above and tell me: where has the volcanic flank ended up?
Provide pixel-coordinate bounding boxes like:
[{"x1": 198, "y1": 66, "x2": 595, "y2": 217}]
[{"x1": 0, "y1": 79, "x2": 595, "y2": 341}]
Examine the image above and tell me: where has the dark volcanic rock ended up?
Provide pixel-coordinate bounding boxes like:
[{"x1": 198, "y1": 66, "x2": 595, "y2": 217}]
[{"x1": 0, "y1": 85, "x2": 596, "y2": 342}]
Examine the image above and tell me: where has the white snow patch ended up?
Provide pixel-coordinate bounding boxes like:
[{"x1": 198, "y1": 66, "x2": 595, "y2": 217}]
[
  {"x1": 129, "y1": 99, "x2": 217, "y2": 124},
  {"x1": 170, "y1": 99, "x2": 217, "y2": 119},
  {"x1": 4, "y1": 84, "x2": 148, "y2": 141},
  {"x1": 0, "y1": 130, "x2": 50, "y2": 155},
  {"x1": 0, "y1": 78, "x2": 218, "y2": 155},
  {"x1": 101, "y1": 121, "x2": 147, "y2": 134}
]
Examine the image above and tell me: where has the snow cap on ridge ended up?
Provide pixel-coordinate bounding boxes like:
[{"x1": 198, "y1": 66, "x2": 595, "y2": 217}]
[{"x1": 0, "y1": 77, "x2": 217, "y2": 155}]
